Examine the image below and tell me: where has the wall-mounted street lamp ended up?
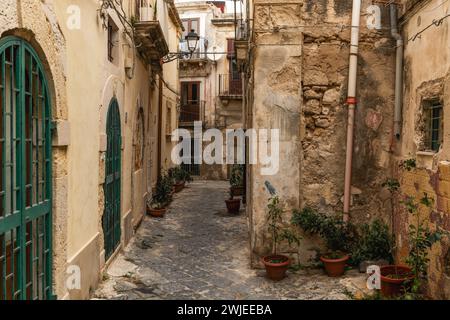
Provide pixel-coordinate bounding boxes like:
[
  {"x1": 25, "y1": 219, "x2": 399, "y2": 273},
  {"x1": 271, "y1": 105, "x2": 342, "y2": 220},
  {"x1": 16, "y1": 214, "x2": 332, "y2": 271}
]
[
  {"x1": 161, "y1": 30, "x2": 228, "y2": 64},
  {"x1": 185, "y1": 29, "x2": 200, "y2": 54}
]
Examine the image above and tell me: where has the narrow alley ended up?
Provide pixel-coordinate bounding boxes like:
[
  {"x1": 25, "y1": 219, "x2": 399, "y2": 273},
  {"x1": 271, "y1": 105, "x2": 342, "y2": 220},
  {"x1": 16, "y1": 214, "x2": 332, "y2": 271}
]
[{"x1": 94, "y1": 181, "x2": 366, "y2": 300}]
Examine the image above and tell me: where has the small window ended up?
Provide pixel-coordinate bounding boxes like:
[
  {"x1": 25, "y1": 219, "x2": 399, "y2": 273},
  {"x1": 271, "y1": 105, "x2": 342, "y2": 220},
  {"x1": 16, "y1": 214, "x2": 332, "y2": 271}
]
[
  {"x1": 424, "y1": 100, "x2": 443, "y2": 152},
  {"x1": 107, "y1": 18, "x2": 119, "y2": 63}
]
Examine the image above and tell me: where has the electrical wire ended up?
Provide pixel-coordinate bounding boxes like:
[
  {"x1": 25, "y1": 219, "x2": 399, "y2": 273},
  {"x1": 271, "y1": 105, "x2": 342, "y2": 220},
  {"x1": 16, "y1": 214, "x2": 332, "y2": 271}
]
[{"x1": 408, "y1": 13, "x2": 450, "y2": 42}]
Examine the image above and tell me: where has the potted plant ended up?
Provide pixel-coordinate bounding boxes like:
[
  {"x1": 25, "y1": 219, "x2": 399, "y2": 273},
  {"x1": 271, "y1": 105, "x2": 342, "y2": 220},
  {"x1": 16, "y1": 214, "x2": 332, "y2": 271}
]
[
  {"x1": 351, "y1": 219, "x2": 394, "y2": 271},
  {"x1": 380, "y1": 193, "x2": 446, "y2": 298},
  {"x1": 292, "y1": 207, "x2": 355, "y2": 277},
  {"x1": 168, "y1": 167, "x2": 184, "y2": 193},
  {"x1": 262, "y1": 194, "x2": 301, "y2": 281},
  {"x1": 169, "y1": 166, "x2": 193, "y2": 193},
  {"x1": 147, "y1": 174, "x2": 173, "y2": 218},
  {"x1": 230, "y1": 164, "x2": 244, "y2": 197},
  {"x1": 225, "y1": 191, "x2": 241, "y2": 214}
]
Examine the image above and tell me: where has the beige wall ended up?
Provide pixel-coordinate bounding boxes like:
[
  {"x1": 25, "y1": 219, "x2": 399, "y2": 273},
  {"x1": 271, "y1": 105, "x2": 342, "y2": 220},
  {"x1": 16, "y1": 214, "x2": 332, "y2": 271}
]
[{"x1": 0, "y1": 0, "x2": 181, "y2": 300}]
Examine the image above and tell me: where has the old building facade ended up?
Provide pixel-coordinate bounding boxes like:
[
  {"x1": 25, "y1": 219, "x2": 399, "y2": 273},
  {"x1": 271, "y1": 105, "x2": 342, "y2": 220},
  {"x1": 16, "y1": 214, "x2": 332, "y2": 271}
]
[
  {"x1": 243, "y1": 0, "x2": 396, "y2": 265},
  {"x1": 241, "y1": 0, "x2": 450, "y2": 299},
  {"x1": 393, "y1": 0, "x2": 450, "y2": 299},
  {"x1": 176, "y1": 0, "x2": 244, "y2": 179},
  {"x1": 0, "y1": 0, "x2": 182, "y2": 300},
  {"x1": 1, "y1": 0, "x2": 449, "y2": 301}
]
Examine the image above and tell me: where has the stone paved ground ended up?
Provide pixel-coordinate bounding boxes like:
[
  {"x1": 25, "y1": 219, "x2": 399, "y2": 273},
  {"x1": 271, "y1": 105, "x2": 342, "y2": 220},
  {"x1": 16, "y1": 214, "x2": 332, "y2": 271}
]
[{"x1": 93, "y1": 180, "x2": 368, "y2": 300}]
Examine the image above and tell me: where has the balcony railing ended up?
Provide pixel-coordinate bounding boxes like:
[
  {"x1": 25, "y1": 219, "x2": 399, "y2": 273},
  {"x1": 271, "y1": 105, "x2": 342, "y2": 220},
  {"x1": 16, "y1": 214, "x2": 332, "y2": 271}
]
[
  {"x1": 136, "y1": 0, "x2": 154, "y2": 22},
  {"x1": 219, "y1": 74, "x2": 243, "y2": 98},
  {"x1": 236, "y1": 19, "x2": 249, "y2": 41},
  {"x1": 179, "y1": 39, "x2": 209, "y2": 60},
  {"x1": 179, "y1": 100, "x2": 206, "y2": 124}
]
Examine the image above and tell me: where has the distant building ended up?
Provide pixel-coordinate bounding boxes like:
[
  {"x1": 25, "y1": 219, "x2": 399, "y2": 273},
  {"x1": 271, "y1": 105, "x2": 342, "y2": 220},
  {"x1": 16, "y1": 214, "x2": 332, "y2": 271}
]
[{"x1": 175, "y1": 0, "x2": 244, "y2": 179}]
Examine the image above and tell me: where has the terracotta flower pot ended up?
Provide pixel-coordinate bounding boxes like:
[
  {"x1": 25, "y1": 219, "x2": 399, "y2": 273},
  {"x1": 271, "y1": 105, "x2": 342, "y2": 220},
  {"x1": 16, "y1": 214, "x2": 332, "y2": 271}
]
[
  {"x1": 174, "y1": 181, "x2": 185, "y2": 193},
  {"x1": 225, "y1": 198, "x2": 241, "y2": 214},
  {"x1": 380, "y1": 265, "x2": 414, "y2": 297},
  {"x1": 262, "y1": 255, "x2": 290, "y2": 281},
  {"x1": 147, "y1": 207, "x2": 167, "y2": 218},
  {"x1": 231, "y1": 186, "x2": 244, "y2": 197},
  {"x1": 320, "y1": 255, "x2": 349, "y2": 277}
]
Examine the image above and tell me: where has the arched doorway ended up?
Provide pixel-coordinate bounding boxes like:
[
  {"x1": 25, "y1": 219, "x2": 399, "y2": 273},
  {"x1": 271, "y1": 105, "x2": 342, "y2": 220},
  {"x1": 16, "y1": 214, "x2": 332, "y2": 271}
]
[
  {"x1": 103, "y1": 98, "x2": 122, "y2": 261},
  {"x1": 0, "y1": 37, "x2": 53, "y2": 300},
  {"x1": 102, "y1": 98, "x2": 122, "y2": 260}
]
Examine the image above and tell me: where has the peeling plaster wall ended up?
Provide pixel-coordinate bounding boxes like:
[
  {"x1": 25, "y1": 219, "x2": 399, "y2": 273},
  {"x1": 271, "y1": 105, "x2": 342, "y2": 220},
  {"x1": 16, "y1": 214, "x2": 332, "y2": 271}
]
[
  {"x1": 395, "y1": 0, "x2": 450, "y2": 299},
  {"x1": 247, "y1": 0, "x2": 396, "y2": 265}
]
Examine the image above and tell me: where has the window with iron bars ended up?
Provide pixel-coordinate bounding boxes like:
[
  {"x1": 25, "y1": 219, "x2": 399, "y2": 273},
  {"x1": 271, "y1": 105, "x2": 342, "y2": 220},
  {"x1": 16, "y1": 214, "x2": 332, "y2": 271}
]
[
  {"x1": 423, "y1": 100, "x2": 443, "y2": 152},
  {"x1": 107, "y1": 19, "x2": 118, "y2": 63}
]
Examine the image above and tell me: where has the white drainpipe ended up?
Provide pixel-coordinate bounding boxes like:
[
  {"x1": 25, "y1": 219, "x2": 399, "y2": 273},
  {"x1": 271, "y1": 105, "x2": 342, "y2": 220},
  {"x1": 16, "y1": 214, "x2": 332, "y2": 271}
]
[
  {"x1": 343, "y1": 0, "x2": 362, "y2": 222},
  {"x1": 390, "y1": 4, "x2": 404, "y2": 139}
]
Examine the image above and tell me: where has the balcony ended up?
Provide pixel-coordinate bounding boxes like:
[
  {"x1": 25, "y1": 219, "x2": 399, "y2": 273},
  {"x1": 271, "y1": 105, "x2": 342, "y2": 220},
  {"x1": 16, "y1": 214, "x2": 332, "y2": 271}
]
[
  {"x1": 179, "y1": 100, "x2": 206, "y2": 127},
  {"x1": 179, "y1": 38, "x2": 209, "y2": 60},
  {"x1": 235, "y1": 19, "x2": 249, "y2": 64},
  {"x1": 133, "y1": 0, "x2": 169, "y2": 71},
  {"x1": 218, "y1": 74, "x2": 243, "y2": 100},
  {"x1": 179, "y1": 39, "x2": 212, "y2": 78}
]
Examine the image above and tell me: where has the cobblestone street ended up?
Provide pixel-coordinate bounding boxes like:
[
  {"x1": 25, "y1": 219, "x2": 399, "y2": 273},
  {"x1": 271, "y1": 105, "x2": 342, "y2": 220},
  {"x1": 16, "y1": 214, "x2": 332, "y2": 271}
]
[{"x1": 94, "y1": 181, "x2": 367, "y2": 300}]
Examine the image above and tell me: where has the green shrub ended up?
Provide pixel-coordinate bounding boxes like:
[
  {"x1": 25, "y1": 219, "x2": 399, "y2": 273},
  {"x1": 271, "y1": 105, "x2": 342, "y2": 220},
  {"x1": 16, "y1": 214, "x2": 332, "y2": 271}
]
[
  {"x1": 150, "y1": 174, "x2": 173, "y2": 209},
  {"x1": 230, "y1": 164, "x2": 244, "y2": 188},
  {"x1": 292, "y1": 208, "x2": 355, "y2": 256},
  {"x1": 351, "y1": 220, "x2": 394, "y2": 265},
  {"x1": 168, "y1": 166, "x2": 193, "y2": 184}
]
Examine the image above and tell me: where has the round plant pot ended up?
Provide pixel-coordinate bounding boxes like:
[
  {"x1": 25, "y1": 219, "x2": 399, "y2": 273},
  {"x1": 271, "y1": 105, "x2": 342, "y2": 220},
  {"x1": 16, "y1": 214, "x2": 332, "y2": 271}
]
[
  {"x1": 380, "y1": 265, "x2": 414, "y2": 297},
  {"x1": 262, "y1": 255, "x2": 290, "y2": 281},
  {"x1": 231, "y1": 186, "x2": 244, "y2": 197},
  {"x1": 225, "y1": 198, "x2": 241, "y2": 214},
  {"x1": 320, "y1": 255, "x2": 349, "y2": 277},
  {"x1": 174, "y1": 181, "x2": 185, "y2": 193},
  {"x1": 147, "y1": 207, "x2": 167, "y2": 218}
]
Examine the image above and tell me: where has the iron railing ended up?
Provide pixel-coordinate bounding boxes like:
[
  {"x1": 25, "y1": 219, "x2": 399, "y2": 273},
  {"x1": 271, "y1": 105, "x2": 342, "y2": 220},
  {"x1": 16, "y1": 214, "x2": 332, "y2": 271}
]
[
  {"x1": 219, "y1": 74, "x2": 243, "y2": 97},
  {"x1": 179, "y1": 100, "x2": 206, "y2": 124},
  {"x1": 236, "y1": 19, "x2": 250, "y2": 41}
]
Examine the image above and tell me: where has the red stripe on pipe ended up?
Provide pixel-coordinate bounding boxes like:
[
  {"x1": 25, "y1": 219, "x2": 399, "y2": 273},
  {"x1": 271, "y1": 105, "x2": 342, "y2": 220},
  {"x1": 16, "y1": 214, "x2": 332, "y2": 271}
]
[{"x1": 347, "y1": 97, "x2": 357, "y2": 105}]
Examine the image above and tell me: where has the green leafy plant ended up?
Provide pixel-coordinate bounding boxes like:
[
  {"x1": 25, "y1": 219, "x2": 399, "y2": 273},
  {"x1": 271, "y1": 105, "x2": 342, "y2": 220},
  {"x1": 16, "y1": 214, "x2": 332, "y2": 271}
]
[
  {"x1": 351, "y1": 220, "x2": 394, "y2": 266},
  {"x1": 149, "y1": 174, "x2": 173, "y2": 209},
  {"x1": 230, "y1": 164, "x2": 244, "y2": 188},
  {"x1": 401, "y1": 193, "x2": 445, "y2": 297},
  {"x1": 266, "y1": 196, "x2": 301, "y2": 260},
  {"x1": 401, "y1": 158, "x2": 416, "y2": 171},
  {"x1": 382, "y1": 178, "x2": 400, "y2": 193},
  {"x1": 168, "y1": 166, "x2": 193, "y2": 184},
  {"x1": 292, "y1": 208, "x2": 355, "y2": 258}
]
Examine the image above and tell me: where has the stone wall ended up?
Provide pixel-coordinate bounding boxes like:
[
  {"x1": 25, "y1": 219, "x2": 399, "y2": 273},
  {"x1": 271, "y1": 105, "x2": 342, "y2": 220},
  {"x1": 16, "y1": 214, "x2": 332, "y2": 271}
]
[{"x1": 247, "y1": 0, "x2": 396, "y2": 265}]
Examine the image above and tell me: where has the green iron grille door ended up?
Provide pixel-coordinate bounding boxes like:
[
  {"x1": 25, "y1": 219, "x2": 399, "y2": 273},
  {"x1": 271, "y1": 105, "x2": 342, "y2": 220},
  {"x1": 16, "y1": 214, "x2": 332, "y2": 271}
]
[
  {"x1": 0, "y1": 37, "x2": 53, "y2": 300},
  {"x1": 103, "y1": 98, "x2": 121, "y2": 260}
]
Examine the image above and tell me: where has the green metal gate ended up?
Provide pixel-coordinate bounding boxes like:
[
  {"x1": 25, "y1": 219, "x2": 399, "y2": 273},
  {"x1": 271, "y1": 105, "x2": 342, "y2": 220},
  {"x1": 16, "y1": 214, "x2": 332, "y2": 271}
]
[
  {"x1": 0, "y1": 37, "x2": 53, "y2": 300},
  {"x1": 103, "y1": 98, "x2": 121, "y2": 260}
]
